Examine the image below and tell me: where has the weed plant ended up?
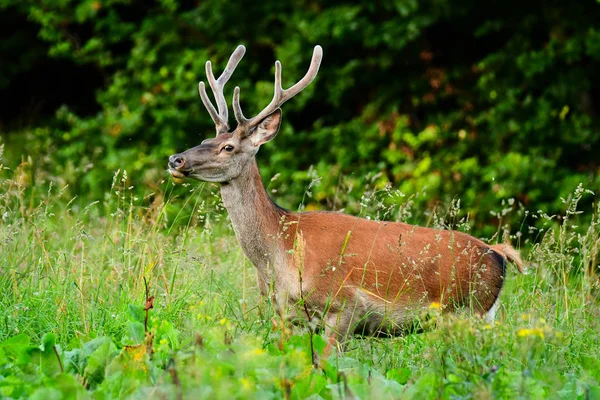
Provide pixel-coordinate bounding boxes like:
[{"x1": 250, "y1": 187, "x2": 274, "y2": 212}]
[{"x1": 0, "y1": 155, "x2": 599, "y2": 398}]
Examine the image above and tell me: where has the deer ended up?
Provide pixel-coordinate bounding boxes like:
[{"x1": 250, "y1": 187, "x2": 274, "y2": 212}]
[{"x1": 168, "y1": 45, "x2": 524, "y2": 345}]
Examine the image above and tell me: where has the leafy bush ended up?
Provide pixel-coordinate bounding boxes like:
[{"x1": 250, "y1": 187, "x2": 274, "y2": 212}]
[{"x1": 1, "y1": 0, "x2": 599, "y2": 237}]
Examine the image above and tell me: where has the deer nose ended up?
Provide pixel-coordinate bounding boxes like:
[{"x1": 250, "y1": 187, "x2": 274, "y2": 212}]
[{"x1": 169, "y1": 154, "x2": 186, "y2": 170}]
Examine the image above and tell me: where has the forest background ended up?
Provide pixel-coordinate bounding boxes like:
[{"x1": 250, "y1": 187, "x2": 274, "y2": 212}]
[{"x1": 1, "y1": 0, "x2": 599, "y2": 238}]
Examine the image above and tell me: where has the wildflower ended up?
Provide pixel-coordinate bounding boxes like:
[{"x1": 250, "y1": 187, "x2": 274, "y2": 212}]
[
  {"x1": 248, "y1": 348, "x2": 265, "y2": 356},
  {"x1": 517, "y1": 328, "x2": 545, "y2": 339},
  {"x1": 429, "y1": 302, "x2": 441, "y2": 310},
  {"x1": 124, "y1": 344, "x2": 146, "y2": 361},
  {"x1": 219, "y1": 317, "x2": 232, "y2": 328},
  {"x1": 243, "y1": 348, "x2": 266, "y2": 361},
  {"x1": 295, "y1": 364, "x2": 314, "y2": 381},
  {"x1": 240, "y1": 378, "x2": 252, "y2": 390}
]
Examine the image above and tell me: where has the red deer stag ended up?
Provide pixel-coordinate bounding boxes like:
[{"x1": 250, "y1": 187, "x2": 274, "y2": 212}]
[{"x1": 168, "y1": 45, "x2": 523, "y2": 343}]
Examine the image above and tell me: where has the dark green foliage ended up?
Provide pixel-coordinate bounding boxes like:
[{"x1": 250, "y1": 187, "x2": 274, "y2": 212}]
[{"x1": 1, "y1": 0, "x2": 599, "y2": 235}]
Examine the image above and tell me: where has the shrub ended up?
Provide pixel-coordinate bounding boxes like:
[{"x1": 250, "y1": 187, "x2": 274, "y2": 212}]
[{"x1": 1, "y1": 0, "x2": 599, "y2": 237}]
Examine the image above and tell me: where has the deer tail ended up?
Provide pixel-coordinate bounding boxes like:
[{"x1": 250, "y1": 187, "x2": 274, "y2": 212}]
[{"x1": 490, "y1": 244, "x2": 525, "y2": 274}]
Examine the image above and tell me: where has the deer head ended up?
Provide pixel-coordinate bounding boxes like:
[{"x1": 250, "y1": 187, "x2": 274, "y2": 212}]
[{"x1": 168, "y1": 45, "x2": 323, "y2": 183}]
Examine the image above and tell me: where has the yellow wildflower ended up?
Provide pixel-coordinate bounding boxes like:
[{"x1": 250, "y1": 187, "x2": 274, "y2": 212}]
[
  {"x1": 240, "y1": 378, "x2": 252, "y2": 390},
  {"x1": 219, "y1": 317, "x2": 232, "y2": 328},
  {"x1": 124, "y1": 344, "x2": 146, "y2": 361},
  {"x1": 248, "y1": 348, "x2": 265, "y2": 356},
  {"x1": 517, "y1": 328, "x2": 545, "y2": 339},
  {"x1": 429, "y1": 302, "x2": 441, "y2": 310}
]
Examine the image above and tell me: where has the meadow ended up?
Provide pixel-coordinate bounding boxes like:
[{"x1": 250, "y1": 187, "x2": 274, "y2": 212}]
[
  {"x1": 2, "y1": 1, "x2": 600, "y2": 398},
  {"x1": 0, "y1": 155, "x2": 599, "y2": 399}
]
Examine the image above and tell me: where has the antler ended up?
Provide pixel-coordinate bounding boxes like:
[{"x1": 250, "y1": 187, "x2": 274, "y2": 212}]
[
  {"x1": 232, "y1": 45, "x2": 323, "y2": 132},
  {"x1": 199, "y1": 45, "x2": 246, "y2": 135}
]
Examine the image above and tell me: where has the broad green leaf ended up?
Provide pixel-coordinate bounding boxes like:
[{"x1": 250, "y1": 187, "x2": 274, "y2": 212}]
[
  {"x1": 125, "y1": 321, "x2": 145, "y2": 344},
  {"x1": 386, "y1": 367, "x2": 412, "y2": 385},
  {"x1": 55, "y1": 373, "x2": 89, "y2": 399},
  {"x1": 291, "y1": 373, "x2": 328, "y2": 399},
  {"x1": 0, "y1": 333, "x2": 31, "y2": 349},
  {"x1": 127, "y1": 304, "x2": 145, "y2": 323},
  {"x1": 85, "y1": 340, "x2": 118, "y2": 387},
  {"x1": 30, "y1": 387, "x2": 62, "y2": 400}
]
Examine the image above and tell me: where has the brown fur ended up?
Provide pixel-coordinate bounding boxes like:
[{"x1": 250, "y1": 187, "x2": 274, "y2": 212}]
[{"x1": 277, "y1": 210, "x2": 508, "y2": 335}]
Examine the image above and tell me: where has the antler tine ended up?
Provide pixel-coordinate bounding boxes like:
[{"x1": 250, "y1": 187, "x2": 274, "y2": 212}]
[
  {"x1": 198, "y1": 45, "x2": 246, "y2": 135},
  {"x1": 232, "y1": 86, "x2": 247, "y2": 125},
  {"x1": 279, "y1": 45, "x2": 322, "y2": 102},
  {"x1": 199, "y1": 82, "x2": 220, "y2": 129},
  {"x1": 233, "y1": 45, "x2": 323, "y2": 131}
]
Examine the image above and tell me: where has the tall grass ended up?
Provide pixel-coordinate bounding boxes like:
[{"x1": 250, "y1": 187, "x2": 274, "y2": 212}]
[{"x1": 0, "y1": 159, "x2": 598, "y2": 398}]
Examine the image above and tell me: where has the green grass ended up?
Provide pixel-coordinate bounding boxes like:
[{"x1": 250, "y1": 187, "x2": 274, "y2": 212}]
[{"x1": 0, "y1": 166, "x2": 599, "y2": 399}]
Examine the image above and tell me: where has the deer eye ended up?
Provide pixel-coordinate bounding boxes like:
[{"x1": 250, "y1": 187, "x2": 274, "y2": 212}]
[{"x1": 223, "y1": 145, "x2": 235, "y2": 153}]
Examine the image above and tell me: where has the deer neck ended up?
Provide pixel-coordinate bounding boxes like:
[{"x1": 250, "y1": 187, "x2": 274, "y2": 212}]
[{"x1": 220, "y1": 161, "x2": 287, "y2": 274}]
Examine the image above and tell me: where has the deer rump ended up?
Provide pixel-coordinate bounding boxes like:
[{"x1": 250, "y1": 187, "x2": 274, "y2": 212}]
[{"x1": 276, "y1": 211, "x2": 509, "y2": 336}]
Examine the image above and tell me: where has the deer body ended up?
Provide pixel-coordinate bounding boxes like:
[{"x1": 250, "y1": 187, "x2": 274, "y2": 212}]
[
  {"x1": 220, "y1": 158, "x2": 505, "y2": 338},
  {"x1": 168, "y1": 45, "x2": 522, "y2": 342}
]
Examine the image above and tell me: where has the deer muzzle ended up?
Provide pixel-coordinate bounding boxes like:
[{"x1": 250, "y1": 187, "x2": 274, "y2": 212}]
[{"x1": 168, "y1": 154, "x2": 189, "y2": 183}]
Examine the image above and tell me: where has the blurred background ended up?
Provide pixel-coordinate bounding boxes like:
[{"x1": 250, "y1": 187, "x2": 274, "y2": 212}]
[{"x1": 1, "y1": 0, "x2": 599, "y2": 236}]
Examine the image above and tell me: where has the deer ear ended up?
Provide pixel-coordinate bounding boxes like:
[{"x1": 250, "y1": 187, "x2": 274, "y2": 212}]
[{"x1": 249, "y1": 109, "x2": 282, "y2": 147}]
